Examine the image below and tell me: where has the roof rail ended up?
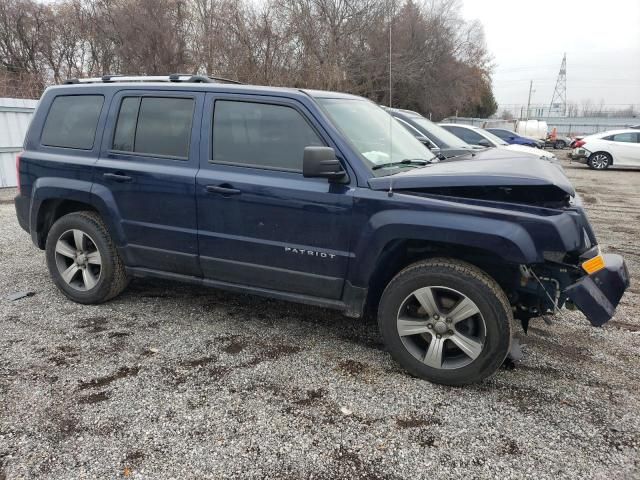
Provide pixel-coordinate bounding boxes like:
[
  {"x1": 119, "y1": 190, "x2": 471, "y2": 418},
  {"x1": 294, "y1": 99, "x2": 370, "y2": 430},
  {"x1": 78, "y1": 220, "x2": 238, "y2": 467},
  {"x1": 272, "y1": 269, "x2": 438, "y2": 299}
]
[{"x1": 63, "y1": 74, "x2": 244, "y2": 85}]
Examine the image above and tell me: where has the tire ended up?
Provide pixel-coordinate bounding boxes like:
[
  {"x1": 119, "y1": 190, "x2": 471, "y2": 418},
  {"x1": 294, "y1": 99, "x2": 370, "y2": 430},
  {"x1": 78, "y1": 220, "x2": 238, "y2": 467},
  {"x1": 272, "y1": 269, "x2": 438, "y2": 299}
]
[
  {"x1": 378, "y1": 258, "x2": 512, "y2": 386},
  {"x1": 45, "y1": 211, "x2": 128, "y2": 304},
  {"x1": 554, "y1": 140, "x2": 566, "y2": 149},
  {"x1": 587, "y1": 152, "x2": 612, "y2": 170}
]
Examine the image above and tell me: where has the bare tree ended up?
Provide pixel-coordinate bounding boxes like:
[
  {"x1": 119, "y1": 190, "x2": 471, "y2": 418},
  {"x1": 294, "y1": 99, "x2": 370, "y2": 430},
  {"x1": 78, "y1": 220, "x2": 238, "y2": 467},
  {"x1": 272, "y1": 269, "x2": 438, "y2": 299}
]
[{"x1": 0, "y1": 0, "x2": 496, "y2": 118}]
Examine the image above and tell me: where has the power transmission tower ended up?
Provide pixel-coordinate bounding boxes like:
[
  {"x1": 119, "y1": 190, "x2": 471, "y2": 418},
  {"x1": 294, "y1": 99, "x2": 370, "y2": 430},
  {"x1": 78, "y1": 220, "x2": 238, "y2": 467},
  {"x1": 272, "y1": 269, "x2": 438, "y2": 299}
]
[{"x1": 549, "y1": 54, "x2": 567, "y2": 117}]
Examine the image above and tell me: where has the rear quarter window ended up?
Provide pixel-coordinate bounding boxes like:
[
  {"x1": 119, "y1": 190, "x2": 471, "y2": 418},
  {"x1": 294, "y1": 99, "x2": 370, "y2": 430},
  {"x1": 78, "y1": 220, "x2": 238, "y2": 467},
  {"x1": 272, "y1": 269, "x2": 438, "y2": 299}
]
[{"x1": 41, "y1": 95, "x2": 104, "y2": 149}]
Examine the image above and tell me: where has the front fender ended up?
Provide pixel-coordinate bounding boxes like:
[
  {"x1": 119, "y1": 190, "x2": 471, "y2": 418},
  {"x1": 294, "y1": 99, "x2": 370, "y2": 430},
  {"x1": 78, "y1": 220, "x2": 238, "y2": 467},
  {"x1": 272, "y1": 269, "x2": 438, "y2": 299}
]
[{"x1": 350, "y1": 209, "x2": 537, "y2": 287}]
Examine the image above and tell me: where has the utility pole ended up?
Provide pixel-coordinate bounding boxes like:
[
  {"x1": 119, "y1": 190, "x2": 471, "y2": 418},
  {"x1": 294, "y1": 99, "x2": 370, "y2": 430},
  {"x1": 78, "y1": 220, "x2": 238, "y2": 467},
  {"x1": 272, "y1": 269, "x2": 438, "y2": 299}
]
[{"x1": 526, "y1": 80, "x2": 533, "y2": 120}]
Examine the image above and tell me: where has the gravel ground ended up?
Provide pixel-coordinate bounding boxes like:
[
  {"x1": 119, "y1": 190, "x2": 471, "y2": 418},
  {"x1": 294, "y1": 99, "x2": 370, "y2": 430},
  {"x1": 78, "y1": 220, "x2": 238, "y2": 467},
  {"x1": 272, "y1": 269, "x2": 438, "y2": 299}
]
[{"x1": 1, "y1": 152, "x2": 639, "y2": 479}]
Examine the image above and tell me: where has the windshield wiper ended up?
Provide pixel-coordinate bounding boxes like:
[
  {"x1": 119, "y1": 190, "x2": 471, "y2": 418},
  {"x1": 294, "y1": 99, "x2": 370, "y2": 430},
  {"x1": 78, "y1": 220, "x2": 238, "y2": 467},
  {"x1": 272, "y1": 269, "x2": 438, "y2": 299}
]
[{"x1": 371, "y1": 158, "x2": 432, "y2": 170}]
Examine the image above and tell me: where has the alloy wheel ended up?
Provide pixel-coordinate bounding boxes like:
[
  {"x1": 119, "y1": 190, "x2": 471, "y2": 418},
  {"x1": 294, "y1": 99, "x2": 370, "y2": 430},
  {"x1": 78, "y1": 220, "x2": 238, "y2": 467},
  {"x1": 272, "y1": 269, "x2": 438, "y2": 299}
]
[
  {"x1": 54, "y1": 229, "x2": 102, "y2": 291},
  {"x1": 591, "y1": 153, "x2": 609, "y2": 169},
  {"x1": 396, "y1": 286, "x2": 486, "y2": 369}
]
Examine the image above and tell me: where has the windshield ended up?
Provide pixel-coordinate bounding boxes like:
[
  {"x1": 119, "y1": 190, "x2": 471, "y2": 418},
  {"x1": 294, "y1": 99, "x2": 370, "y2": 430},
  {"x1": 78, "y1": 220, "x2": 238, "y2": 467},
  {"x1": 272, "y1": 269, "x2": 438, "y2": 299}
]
[
  {"x1": 479, "y1": 128, "x2": 509, "y2": 146},
  {"x1": 410, "y1": 116, "x2": 470, "y2": 148},
  {"x1": 317, "y1": 98, "x2": 435, "y2": 174}
]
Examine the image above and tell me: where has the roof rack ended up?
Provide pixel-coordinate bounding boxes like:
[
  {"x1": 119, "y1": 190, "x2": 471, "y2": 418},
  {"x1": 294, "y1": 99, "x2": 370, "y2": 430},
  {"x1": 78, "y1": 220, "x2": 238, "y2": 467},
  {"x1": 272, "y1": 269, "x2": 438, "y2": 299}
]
[{"x1": 63, "y1": 74, "x2": 243, "y2": 85}]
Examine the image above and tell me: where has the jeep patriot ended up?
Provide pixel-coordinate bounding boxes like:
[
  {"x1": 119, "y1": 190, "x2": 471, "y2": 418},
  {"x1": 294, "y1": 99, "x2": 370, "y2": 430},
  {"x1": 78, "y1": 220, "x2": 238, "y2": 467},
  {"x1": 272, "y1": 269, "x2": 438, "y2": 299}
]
[{"x1": 14, "y1": 74, "x2": 630, "y2": 385}]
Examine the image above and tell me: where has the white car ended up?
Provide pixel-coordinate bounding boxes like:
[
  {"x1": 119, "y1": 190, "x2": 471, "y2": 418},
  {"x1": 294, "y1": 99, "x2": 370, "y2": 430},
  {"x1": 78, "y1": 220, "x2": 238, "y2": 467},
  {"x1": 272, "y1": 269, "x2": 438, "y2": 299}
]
[
  {"x1": 571, "y1": 129, "x2": 640, "y2": 170},
  {"x1": 439, "y1": 123, "x2": 557, "y2": 160}
]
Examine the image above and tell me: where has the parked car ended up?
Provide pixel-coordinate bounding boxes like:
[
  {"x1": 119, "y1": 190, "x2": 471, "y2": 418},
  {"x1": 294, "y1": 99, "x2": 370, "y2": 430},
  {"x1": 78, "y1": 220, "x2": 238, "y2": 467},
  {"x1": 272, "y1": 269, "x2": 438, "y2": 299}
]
[
  {"x1": 14, "y1": 75, "x2": 629, "y2": 385},
  {"x1": 387, "y1": 108, "x2": 484, "y2": 159},
  {"x1": 485, "y1": 128, "x2": 543, "y2": 148},
  {"x1": 439, "y1": 123, "x2": 557, "y2": 160},
  {"x1": 570, "y1": 129, "x2": 640, "y2": 169},
  {"x1": 544, "y1": 133, "x2": 572, "y2": 150}
]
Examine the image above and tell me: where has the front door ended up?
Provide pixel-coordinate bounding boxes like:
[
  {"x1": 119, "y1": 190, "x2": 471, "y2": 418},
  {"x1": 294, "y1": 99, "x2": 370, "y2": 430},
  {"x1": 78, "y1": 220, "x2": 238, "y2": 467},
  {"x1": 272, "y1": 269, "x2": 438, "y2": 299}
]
[
  {"x1": 94, "y1": 90, "x2": 203, "y2": 276},
  {"x1": 196, "y1": 94, "x2": 353, "y2": 299}
]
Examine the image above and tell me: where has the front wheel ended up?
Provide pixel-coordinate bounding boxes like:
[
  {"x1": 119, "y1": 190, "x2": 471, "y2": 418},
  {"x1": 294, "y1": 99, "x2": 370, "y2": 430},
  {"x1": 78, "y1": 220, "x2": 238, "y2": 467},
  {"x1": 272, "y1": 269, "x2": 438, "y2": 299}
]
[
  {"x1": 45, "y1": 211, "x2": 129, "y2": 304},
  {"x1": 378, "y1": 258, "x2": 512, "y2": 386},
  {"x1": 554, "y1": 140, "x2": 566, "y2": 149}
]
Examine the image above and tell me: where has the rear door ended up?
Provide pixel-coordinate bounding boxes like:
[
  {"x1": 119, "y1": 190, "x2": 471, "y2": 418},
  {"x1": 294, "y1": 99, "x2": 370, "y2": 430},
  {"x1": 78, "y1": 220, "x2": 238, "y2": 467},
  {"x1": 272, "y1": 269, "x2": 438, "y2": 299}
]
[
  {"x1": 195, "y1": 93, "x2": 354, "y2": 299},
  {"x1": 607, "y1": 132, "x2": 640, "y2": 166},
  {"x1": 94, "y1": 90, "x2": 203, "y2": 276}
]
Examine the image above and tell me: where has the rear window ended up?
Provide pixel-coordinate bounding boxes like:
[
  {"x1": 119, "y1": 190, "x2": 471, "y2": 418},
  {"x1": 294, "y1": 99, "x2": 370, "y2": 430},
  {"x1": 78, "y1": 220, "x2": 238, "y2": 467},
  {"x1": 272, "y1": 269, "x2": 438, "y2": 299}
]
[
  {"x1": 41, "y1": 95, "x2": 104, "y2": 150},
  {"x1": 112, "y1": 96, "x2": 194, "y2": 159}
]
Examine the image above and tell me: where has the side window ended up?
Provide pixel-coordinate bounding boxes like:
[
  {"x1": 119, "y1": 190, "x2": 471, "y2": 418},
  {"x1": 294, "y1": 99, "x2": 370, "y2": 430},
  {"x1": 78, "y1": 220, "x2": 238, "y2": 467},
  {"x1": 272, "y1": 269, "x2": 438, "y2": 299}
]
[
  {"x1": 490, "y1": 129, "x2": 506, "y2": 139},
  {"x1": 451, "y1": 127, "x2": 483, "y2": 145},
  {"x1": 212, "y1": 100, "x2": 324, "y2": 171},
  {"x1": 41, "y1": 95, "x2": 104, "y2": 149},
  {"x1": 611, "y1": 132, "x2": 635, "y2": 143},
  {"x1": 112, "y1": 96, "x2": 194, "y2": 159}
]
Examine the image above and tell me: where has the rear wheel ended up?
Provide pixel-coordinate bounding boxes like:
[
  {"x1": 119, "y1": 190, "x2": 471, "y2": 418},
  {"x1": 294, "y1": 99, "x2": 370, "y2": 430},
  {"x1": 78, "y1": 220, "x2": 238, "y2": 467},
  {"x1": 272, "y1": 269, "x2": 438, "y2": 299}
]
[
  {"x1": 45, "y1": 211, "x2": 128, "y2": 304},
  {"x1": 588, "y1": 152, "x2": 611, "y2": 170},
  {"x1": 378, "y1": 258, "x2": 512, "y2": 385}
]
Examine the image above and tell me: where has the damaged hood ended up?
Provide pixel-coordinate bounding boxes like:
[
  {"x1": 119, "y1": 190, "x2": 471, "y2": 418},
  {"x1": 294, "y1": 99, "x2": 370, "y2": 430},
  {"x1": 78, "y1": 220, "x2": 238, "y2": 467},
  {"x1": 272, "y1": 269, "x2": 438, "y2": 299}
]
[{"x1": 368, "y1": 152, "x2": 575, "y2": 197}]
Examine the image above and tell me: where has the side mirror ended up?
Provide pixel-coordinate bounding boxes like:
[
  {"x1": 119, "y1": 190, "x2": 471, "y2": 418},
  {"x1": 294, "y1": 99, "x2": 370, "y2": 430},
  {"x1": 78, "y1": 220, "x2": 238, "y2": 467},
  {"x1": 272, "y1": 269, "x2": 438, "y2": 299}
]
[
  {"x1": 303, "y1": 146, "x2": 346, "y2": 181},
  {"x1": 477, "y1": 139, "x2": 491, "y2": 147}
]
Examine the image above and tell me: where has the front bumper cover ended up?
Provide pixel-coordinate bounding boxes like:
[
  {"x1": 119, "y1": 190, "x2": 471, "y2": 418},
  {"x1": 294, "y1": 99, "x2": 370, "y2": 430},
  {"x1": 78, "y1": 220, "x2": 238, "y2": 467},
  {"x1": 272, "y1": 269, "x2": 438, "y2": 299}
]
[{"x1": 565, "y1": 254, "x2": 630, "y2": 326}]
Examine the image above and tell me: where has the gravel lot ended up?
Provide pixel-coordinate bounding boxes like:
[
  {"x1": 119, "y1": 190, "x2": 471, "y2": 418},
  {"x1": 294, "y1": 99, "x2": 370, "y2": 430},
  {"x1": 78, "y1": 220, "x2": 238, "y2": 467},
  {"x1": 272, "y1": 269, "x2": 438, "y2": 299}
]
[{"x1": 1, "y1": 152, "x2": 639, "y2": 479}]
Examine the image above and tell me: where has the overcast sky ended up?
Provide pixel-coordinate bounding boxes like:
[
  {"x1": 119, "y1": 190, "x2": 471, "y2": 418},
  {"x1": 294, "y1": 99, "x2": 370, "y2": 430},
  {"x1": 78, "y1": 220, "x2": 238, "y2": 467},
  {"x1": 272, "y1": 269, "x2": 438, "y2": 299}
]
[{"x1": 461, "y1": 0, "x2": 640, "y2": 109}]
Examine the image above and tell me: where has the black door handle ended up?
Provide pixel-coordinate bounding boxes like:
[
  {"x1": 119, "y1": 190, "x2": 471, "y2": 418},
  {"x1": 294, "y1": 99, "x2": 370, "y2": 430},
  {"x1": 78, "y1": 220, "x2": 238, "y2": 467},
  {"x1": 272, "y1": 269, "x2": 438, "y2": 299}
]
[
  {"x1": 206, "y1": 185, "x2": 241, "y2": 196},
  {"x1": 103, "y1": 172, "x2": 133, "y2": 182}
]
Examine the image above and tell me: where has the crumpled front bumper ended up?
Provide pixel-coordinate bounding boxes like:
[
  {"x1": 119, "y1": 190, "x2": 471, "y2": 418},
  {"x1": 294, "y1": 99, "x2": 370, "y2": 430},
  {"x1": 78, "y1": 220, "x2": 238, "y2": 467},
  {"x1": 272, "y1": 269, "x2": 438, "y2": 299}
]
[{"x1": 565, "y1": 254, "x2": 630, "y2": 326}]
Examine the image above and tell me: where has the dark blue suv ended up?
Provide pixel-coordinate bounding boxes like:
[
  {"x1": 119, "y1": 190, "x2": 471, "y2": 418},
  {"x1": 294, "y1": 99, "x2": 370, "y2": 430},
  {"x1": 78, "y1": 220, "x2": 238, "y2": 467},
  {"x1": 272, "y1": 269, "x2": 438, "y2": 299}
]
[{"x1": 14, "y1": 75, "x2": 629, "y2": 385}]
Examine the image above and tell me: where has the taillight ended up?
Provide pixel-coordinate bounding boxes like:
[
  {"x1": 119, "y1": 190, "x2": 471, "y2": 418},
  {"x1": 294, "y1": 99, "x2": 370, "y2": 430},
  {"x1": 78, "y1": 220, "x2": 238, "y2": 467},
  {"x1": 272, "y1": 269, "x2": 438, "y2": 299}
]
[
  {"x1": 15, "y1": 152, "x2": 22, "y2": 194},
  {"x1": 575, "y1": 140, "x2": 585, "y2": 148}
]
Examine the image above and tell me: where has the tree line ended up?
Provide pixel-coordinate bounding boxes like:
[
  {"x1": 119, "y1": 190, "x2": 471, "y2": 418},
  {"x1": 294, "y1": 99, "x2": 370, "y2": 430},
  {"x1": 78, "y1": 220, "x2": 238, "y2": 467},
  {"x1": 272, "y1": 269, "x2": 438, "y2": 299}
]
[{"x1": 0, "y1": 0, "x2": 497, "y2": 119}]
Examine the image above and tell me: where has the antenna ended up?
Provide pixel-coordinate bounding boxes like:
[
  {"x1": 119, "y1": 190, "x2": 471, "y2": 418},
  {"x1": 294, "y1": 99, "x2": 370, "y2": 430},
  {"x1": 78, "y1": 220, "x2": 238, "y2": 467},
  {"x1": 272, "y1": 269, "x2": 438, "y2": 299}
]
[
  {"x1": 388, "y1": 0, "x2": 392, "y2": 109},
  {"x1": 549, "y1": 54, "x2": 567, "y2": 117},
  {"x1": 387, "y1": 0, "x2": 393, "y2": 188}
]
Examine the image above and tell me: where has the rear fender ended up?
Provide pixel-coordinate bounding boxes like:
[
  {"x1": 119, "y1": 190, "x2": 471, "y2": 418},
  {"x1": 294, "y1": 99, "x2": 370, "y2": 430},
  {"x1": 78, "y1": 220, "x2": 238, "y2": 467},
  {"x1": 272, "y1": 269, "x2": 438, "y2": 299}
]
[{"x1": 30, "y1": 178, "x2": 126, "y2": 249}]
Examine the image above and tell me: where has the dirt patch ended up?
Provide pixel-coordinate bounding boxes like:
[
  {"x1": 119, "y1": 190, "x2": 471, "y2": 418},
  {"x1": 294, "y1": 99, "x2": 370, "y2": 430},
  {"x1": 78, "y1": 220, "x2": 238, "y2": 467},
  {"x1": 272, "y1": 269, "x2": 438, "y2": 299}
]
[
  {"x1": 108, "y1": 331, "x2": 131, "y2": 338},
  {"x1": 336, "y1": 359, "x2": 368, "y2": 376},
  {"x1": 182, "y1": 356, "x2": 217, "y2": 368},
  {"x1": 611, "y1": 226, "x2": 637, "y2": 235},
  {"x1": 294, "y1": 388, "x2": 326, "y2": 406},
  {"x1": 607, "y1": 320, "x2": 640, "y2": 332},
  {"x1": 78, "y1": 366, "x2": 140, "y2": 390},
  {"x1": 245, "y1": 343, "x2": 301, "y2": 366},
  {"x1": 396, "y1": 416, "x2": 439, "y2": 428},
  {"x1": 78, "y1": 391, "x2": 110, "y2": 404},
  {"x1": 76, "y1": 316, "x2": 109, "y2": 333},
  {"x1": 524, "y1": 335, "x2": 592, "y2": 363},
  {"x1": 325, "y1": 446, "x2": 392, "y2": 480},
  {"x1": 223, "y1": 338, "x2": 247, "y2": 354},
  {"x1": 500, "y1": 439, "x2": 523, "y2": 455}
]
